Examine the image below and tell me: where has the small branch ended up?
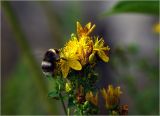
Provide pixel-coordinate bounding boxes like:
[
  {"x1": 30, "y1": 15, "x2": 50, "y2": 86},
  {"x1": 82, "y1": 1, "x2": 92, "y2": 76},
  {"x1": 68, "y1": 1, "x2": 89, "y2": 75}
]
[{"x1": 59, "y1": 92, "x2": 67, "y2": 115}]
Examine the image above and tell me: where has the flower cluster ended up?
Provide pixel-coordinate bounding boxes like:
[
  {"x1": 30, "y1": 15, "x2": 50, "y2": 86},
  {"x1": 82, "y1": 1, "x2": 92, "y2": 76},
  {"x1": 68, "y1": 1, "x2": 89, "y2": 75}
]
[
  {"x1": 101, "y1": 85, "x2": 122, "y2": 109},
  {"x1": 42, "y1": 22, "x2": 128, "y2": 115},
  {"x1": 101, "y1": 85, "x2": 128, "y2": 115},
  {"x1": 59, "y1": 22, "x2": 110, "y2": 78}
]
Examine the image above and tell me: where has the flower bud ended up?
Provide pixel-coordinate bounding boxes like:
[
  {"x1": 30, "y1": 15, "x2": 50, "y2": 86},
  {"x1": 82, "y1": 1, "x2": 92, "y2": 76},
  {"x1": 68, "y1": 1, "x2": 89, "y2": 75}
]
[
  {"x1": 65, "y1": 82, "x2": 72, "y2": 93},
  {"x1": 89, "y1": 52, "x2": 95, "y2": 64}
]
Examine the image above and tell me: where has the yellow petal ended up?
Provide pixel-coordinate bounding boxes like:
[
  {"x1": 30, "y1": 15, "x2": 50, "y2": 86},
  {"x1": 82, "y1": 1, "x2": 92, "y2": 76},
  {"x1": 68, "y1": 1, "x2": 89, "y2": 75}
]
[
  {"x1": 115, "y1": 86, "x2": 122, "y2": 96},
  {"x1": 68, "y1": 60, "x2": 82, "y2": 70},
  {"x1": 85, "y1": 22, "x2": 91, "y2": 29},
  {"x1": 98, "y1": 38, "x2": 104, "y2": 47},
  {"x1": 95, "y1": 92, "x2": 98, "y2": 105},
  {"x1": 94, "y1": 38, "x2": 103, "y2": 48},
  {"x1": 87, "y1": 24, "x2": 96, "y2": 35},
  {"x1": 89, "y1": 52, "x2": 95, "y2": 63},
  {"x1": 100, "y1": 46, "x2": 110, "y2": 51},
  {"x1": 108, "y1": 85, "x2": 114, "y2": 95},
  {"x1": 90, "y1": 91, "x2": 93, "y2": 97},
  {"x1": 97, "y1": 51, "x2": 109, "y2": 62},
  {"x1": 101, "y1": 88, "x2": 107, "y2": 98},
  {"x1": 77, "y1": 21, "x2": 83, "y2": 34},
  {"x1": 61, "y1": 61, "x2": 70, "y2": 78}
]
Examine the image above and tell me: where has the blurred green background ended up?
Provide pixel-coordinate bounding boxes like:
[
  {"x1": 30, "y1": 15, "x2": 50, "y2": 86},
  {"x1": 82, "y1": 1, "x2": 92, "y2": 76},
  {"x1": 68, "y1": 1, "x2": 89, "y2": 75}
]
[{"x1": 1, "y1": 1, "x2": 159, "y2": 115}]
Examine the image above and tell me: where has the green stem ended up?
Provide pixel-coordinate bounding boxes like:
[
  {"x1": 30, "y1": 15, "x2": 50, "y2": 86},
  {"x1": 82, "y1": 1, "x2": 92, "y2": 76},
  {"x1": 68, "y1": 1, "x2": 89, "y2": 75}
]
[
  {"x1": 59, "y1": 92, "x2": 67, "y2": 115},
  {"x1": 67, "y1": 108, "x2": 70, "y2": 116}
]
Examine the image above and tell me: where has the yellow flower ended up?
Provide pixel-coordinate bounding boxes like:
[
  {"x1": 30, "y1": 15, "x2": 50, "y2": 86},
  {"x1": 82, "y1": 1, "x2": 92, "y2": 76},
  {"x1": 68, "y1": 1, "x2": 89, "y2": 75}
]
[
  {"x1": 60, "y1": 37, "x2": 82, "y2": 78},
  {"x1": 153, "y1": 23, "x2": 160, "y2": 33},
  {"x1": 60, "y1": 33, "x2": 94, "y2": 78},
  {"x1": 77, "y1": 21, "x2": 96, "y2": 37},
  {"x1": 85, "y1": 91, "x2": 98, "y2": 106},
  {"x1": 65, "y1": 82, "x2": 72, "y2": 92},
  {"x1": 101, "y1": 85, "x2": 122, "y2": 109},
  {"x1": 91, "y1": 37, "x2": 110, "y2": 63}
]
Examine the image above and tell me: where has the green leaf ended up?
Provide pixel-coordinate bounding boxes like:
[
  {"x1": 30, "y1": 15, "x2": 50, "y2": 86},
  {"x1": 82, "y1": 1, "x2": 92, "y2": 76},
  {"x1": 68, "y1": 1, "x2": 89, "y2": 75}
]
[
  {"x1": 48, "y1": 91, "x2": 59, "y2": 100},
  {"x1": 104, "y1": 1, "x2": 159, "y2": 16}
]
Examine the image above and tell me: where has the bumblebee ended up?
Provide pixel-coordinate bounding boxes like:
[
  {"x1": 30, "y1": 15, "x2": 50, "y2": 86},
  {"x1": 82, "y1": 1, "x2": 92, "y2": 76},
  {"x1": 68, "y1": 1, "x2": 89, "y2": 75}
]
[{"x1": 41, "y1": 48, "x2": 59, "y2": 76}]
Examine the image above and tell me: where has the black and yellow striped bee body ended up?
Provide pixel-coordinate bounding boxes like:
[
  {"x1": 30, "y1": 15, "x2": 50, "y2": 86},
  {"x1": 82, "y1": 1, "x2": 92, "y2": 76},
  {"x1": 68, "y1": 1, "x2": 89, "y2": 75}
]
[{"x1": 41, "y1": 49, "x2": 59, "y2": 76}]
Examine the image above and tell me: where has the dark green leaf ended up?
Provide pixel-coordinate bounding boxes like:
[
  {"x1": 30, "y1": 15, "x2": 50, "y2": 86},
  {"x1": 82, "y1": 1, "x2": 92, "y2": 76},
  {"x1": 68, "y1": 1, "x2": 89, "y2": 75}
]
[
  {"x1": 104, "y1": 1, "x2": 159, "y2": 16},
  {"x1": 68, "y1": 97, "x2": 75, "y2": 108}
]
